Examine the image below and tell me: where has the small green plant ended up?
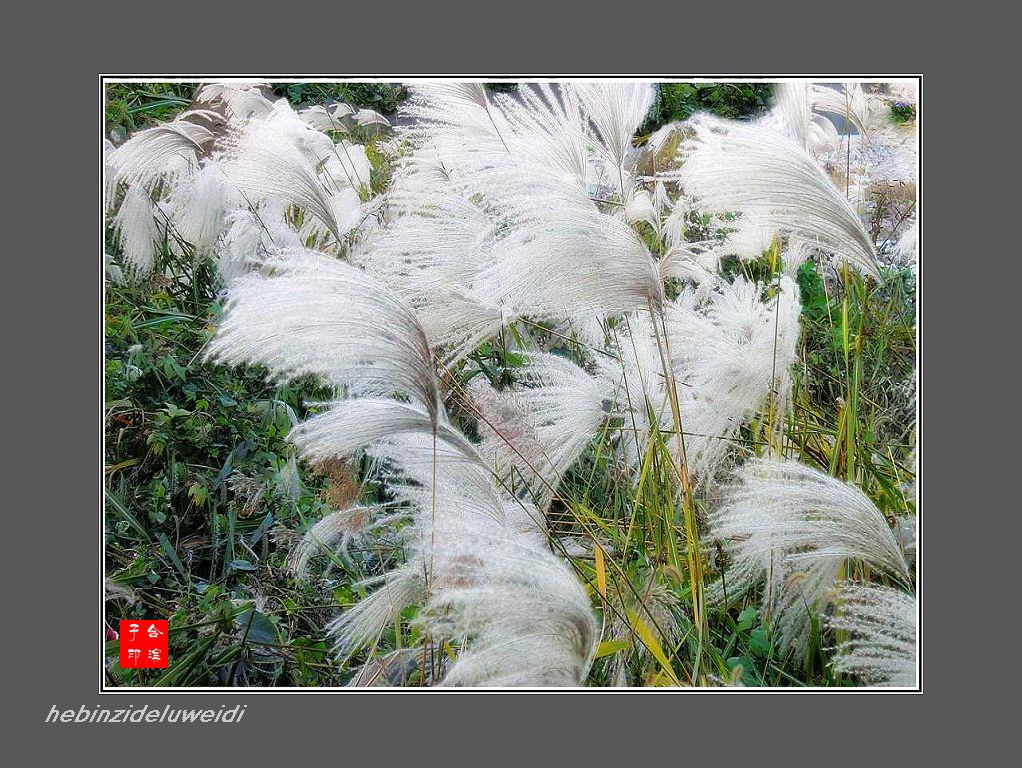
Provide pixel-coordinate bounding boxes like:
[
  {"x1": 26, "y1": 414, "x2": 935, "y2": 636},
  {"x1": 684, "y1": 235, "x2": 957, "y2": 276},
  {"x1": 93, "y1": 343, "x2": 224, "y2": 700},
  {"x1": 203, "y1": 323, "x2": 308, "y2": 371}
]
[{"x1": 890, "y1": 100, "x2": 916, "y2": 123}]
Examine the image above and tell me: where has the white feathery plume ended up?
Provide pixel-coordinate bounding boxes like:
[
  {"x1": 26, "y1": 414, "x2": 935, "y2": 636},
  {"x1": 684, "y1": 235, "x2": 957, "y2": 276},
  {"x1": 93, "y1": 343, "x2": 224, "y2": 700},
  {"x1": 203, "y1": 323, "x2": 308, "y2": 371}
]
[
  {"x1": 506, "y1": 84, "x2": 590, "y2": 182},
  {"x1": 207, "y1": 249, "x2": 439, "y2": 415},
  {"x1": 827, "y1": 582, "x2": 916, "y2": 686},
  {"x1": 323, "y1": 429, "x2": 597, "y2": 686},
  {"x1": 288, "y1": 505, "x2": 404, "y2": 576},
  {"x1": 321, "y1": 139, "x2": 372, "y2": 193},
  {"x1": 216, "y1": 201, "x2": 302, "y2": 284},
  {"x1": 104, "y1": 251, "x2": 125, "y2": 285},
  {"x1": 165, "y1": 161, "x2": 240, "y2": 255},
  {"x1": 195, "y1": 82, "x2": 274, "y2": 122},
  {"x1": 299, "y1": 103, "x2": 354, "y2": 133},
  {"x1": 892, "y1": 221, "x2": 918, "y2": 267},
  {"x1": 707, "y1": 458, "x2": 909, "y2": 654},
  {"x1": 659, "y1": 243, "x2": 721, "y2": 295},
  {"x1": 112, "y1": 183, "x2": 162, "y2": 274},
  {"x1": 372, "y1": 431, "x2": 510, "y2": 532},
  {"x1": 774, "y1": 81, "x2": 814, "y2": 149},
  {"x1": 666, "y1": 276, "x2": 803, "y2": 480},
  {"x1": 813, "y1": 84, "x2": 917, "y2": 194},
  {"x1": 782, "y1": 236, "x2": 815, "y2": 277},
  {"x1": 104, "y1": 581, "x2": 137, "y2": 604},
  {"x1": 354, "y1": 109, "x2": 392, "y2": 129},
  {"x1": 772, "y1": 82, "x2": 852, "y2": 154},
  {"x1": 323, "y1": 432, "x2": 496, "y2": 658},
  {"x1": 624, "y1": 188, "x2": 657, "y2": 227},
  {"x1": 404, "y1": 81, "x2": 506, "y2": 157},
  {"x1": 326, "y1": 564, "x2": 424, "y2": 657},
  {"x1": 223, "y1": 107, "x2": 344, "y2": 242},
  {"x1": 469, "y1": 353, "x2": 610, "y2": 511},
  {"x1": 207, "y1": 246, "x2": 600, "y2": 682},
  {"x1": 677, "y1": 114, "x2": 881, "y2": 279},
  {"x1": 575, "y1": 82, "x2": 655, "y2": 179},
  {"x1": 425, "y1": 510, "x2": 598, "y2": 686},
  {"x1": 290, "y1": 398, "x2": 479, "y2": 465},
  {"x1": 108, "y1": 113, "x2": 214, "y2": 187},
  {"x1": 380, "y1": 429, "x2": 595, "y2": 685},
  {"x1": 661, "y1": 193, "x2": 696, "y2": 251},
  {"x1": 503, "y1": 204, "x2": 664, "y2": 318},
  {"x1": 104, "y1": 138, "x2": 119, "y2": 211},
  {"x1": 898, "y1": 514, "x2": 917, "y2": 561},
  {"x1": 297, "y1": 187, "x2": 365, "y2": 247},
  {"x1": 810, "y1": 82, "x2": 874, "y2": 136},
  {"x1": 209, "y1": 245, "x2": 596, "y2": 684},
  {"x1": 363, "y1": 114, "x2": 662, "y2": 363},
  {"x1": 718, "y1": 214, "x2": 778, "y2": 261}
]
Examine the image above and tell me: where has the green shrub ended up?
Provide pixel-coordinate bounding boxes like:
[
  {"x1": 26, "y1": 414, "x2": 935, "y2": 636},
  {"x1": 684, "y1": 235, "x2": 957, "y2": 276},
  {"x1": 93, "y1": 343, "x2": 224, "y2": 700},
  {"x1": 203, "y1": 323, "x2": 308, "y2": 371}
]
[
  {"x1": 270, "y1": 82, "x2": 407, "y2": 113},
  {"x1": 641, "y1": 82, "x2": 773, "y2": 133}
]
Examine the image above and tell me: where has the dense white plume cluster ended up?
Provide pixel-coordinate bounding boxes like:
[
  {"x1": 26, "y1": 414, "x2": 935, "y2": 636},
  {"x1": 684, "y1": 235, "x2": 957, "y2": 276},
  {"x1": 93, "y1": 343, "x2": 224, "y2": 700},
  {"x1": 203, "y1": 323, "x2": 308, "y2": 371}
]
[
  {"x1": 105, "y1": 82, "x2": 385, "y2": 279},
  {"x1": 107, "y1": 80, "x2": 917, "y2": 686}
]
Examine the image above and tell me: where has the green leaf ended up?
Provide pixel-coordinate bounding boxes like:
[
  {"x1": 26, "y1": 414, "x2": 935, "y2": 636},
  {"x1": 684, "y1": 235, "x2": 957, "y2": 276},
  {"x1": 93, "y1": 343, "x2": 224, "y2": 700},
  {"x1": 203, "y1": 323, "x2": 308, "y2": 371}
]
[
  {"x1": 236, "y1": 609, "x2": 278, "y2": 645},
  {"x1": 737, "y1": 606, "x2": 758, "y2": 631},
  {"x1": 248, "y1": 514, "x2": 274, "y2": 549},
  {"x1": 627, "y1": 610, "x2": 681, "y2": 685},
  {"x1": 594, "y1": 638, "x2": 630, "y2": 658},
  {"x1": 158, "y1": 533, "x2": 188, "y2": 579},
  {"x1": 188, "y1": 482, "x2": 208, "y2": 507},
  {"x1": 748, "y1": 627, "x2": 770, "y2": 657}
]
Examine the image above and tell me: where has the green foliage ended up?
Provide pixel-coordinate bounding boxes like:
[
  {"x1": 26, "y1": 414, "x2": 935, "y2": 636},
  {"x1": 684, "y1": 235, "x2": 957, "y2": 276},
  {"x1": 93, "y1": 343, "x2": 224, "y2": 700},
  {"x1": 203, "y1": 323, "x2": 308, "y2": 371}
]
[
  {"x1": 104, "y1": 253, "x2": 348, "y2": 685},
  {"x1": 890, "y1": 100, "x2": 916, "y2": 124},
  {"x1": 641, "y1": 82, "x2": 773, "y2": 133},
  {"x1": 270, "y1": 82, "x2": 407, "y2": 113},
  {"x1": 105, "y1": 83, "x2": 196, "y2": 140},
  {"x1": 104, "y1": 82, "x2": 410, "y2": 142}
]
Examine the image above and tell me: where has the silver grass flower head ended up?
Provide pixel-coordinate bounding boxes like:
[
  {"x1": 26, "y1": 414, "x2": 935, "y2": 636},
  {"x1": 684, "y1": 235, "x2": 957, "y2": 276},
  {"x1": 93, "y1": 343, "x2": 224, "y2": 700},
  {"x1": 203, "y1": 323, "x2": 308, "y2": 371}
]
[
  {"x1": 195, "y1": 82, "x2": 274, "y2": 123},
  {"x1": 216, "y1": 202, "x2": 302, "y2": 285},
  {"x1": 325, "y1": 428, "x2": 597, "y2": 686},
  {"x1": 299, "y1": 103, "x2": 354, "y2": 133},
  {"x1": 469, "y1": 353, "x2": 610, "y2": 511},
  {"x1": 575, "y1": 82, "x2": 655, "y2": 178},
  {"x1": 663, "y1": 276, "x2": 803, "y2": 481},
  {"x1": 165, "y1": 160, "x2": 241, "y2": 256},
  {"x1": 327, "y1": 565, "x2": 425, "y2": 657},
  {"x1": 369, "y1": 81, "x2": 664, "y2": 361},
  {"x1": 707, "y1": 458, "x2": 909, "y2": 654},
  {"x1": 207, "y1": 248, "x2": 439, "y2": 419},
  {"x1": 222, "y1": 103, "x2": 346, "y2": 242},
  {"x1": 108, "y1": 112, "x2": 214, "y2": 188},
  {"x1": 422, "y1": 509, "x2": 598, "y2": 687},
  {"x1": 827, "y1": 582, "x2": 916, "y2": 686},
  {"x1": 288, "y1": 505, "x2": 405, "y2": 577},
  {"x1": 112, "y1": 184, "x2": 164, "y2": 275},
  {"x1": 677, "y1": 113, "x2": 881, "y2": 279}
]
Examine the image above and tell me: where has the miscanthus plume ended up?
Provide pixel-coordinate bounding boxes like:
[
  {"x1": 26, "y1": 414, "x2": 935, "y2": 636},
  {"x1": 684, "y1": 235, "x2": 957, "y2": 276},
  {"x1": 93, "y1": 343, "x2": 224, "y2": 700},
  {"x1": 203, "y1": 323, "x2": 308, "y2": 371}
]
[
  {"x1": 826, "y1": 582, "x2": 916, "y2": 686},
  {"x1": 707, "y1": 458, "x2": 912, "y2": 657}
]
